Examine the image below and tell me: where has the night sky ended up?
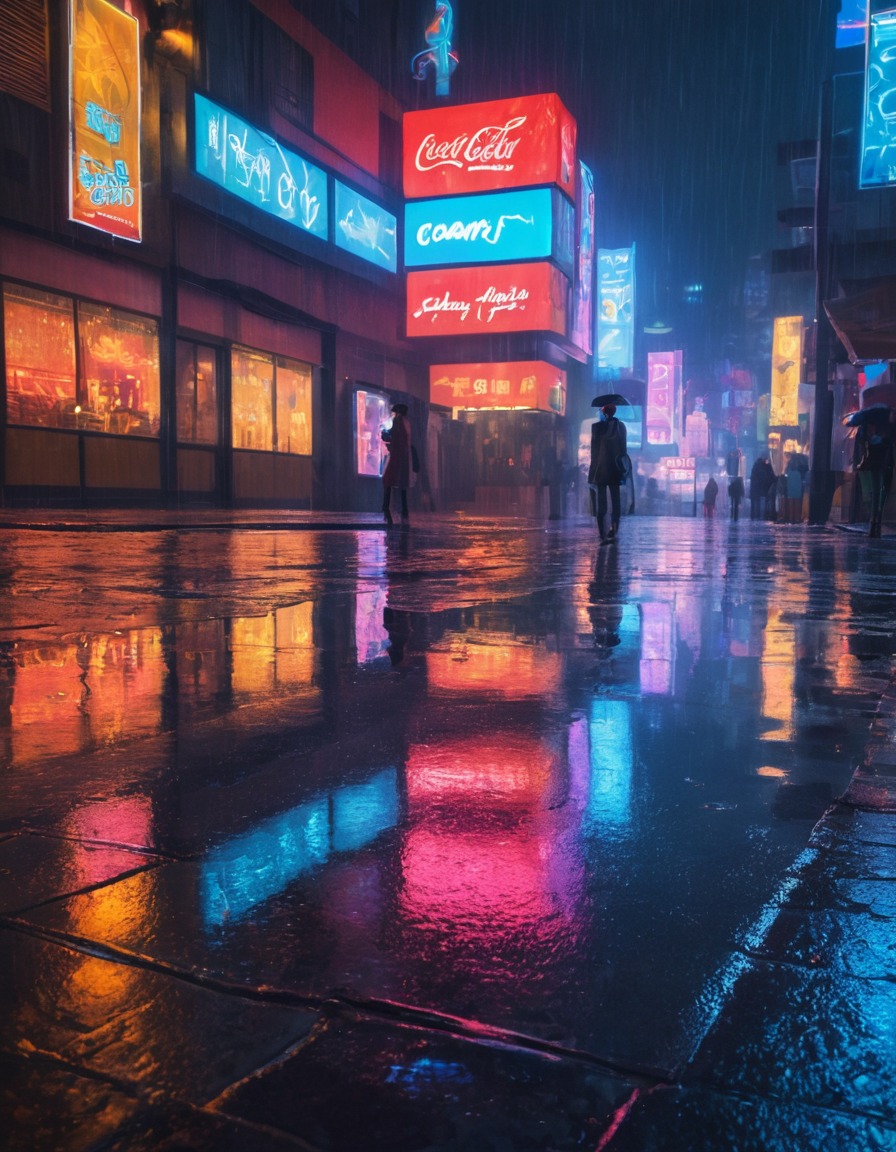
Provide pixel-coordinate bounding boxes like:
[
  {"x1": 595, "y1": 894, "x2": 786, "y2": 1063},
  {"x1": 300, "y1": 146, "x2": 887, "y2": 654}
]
[{"x1": 355, "y1": 0, "x2": 838, "y2": 349}]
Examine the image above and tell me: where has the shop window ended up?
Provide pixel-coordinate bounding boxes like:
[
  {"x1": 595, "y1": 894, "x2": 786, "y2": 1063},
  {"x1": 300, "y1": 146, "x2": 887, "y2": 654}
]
[
  {"x1": 231, "y1": 346, "x2": 312, "y2": 455},
  {"x1": 275, "y1": 356, "x2": 312, "y2": 455},
  {"x1": 78, "y1": 303, "x2": 160, "y2": 435},
  {"x1": 355, "y1": 388, "x2": 391, "y2": 477},
  {"x1": 4, "y1": 284, "x2": 76, "y2": 427},
  {"x1": 176, "y1": 340, "x2": 218, "y2": 444}
]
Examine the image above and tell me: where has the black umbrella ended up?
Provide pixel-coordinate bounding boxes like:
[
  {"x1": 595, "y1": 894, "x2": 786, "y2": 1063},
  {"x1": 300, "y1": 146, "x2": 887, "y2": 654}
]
[
  {"x1": 592, "y1": 392, "x2": 632, "y2": 407},
  {"x1": 842, "y1": 403, "x2": 892, "y2": 427}
]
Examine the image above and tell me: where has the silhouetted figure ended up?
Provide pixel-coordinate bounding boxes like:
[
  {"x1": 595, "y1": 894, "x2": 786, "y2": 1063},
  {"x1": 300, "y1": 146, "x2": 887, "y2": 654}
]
[
  {"x1": 728, "y1": 475, "x2": 744, "y2": 521},
  {"x1": 382, "y1": 403, "x2": 413, "y2": 525},
  {"x1": 703, "y1": 476, "x2": 718, "y2": 517},
  {"x1": 856, "y1": 418, "x2": 895, "y2": 538},
  {"x1": 750, "y1": 456, "x2": 776, "y2": 520},
  {"x1": 588, "y1": 403, "x2": 627, "y2": 544}
]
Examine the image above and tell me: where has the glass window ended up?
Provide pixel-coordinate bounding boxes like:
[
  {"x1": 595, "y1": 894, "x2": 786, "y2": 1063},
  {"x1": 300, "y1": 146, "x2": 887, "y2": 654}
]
[
  {"x1": 176, "y1": 340, "x2": 218, "y2": 444},
  {"x1": 355, "y1": 389, "x2": 391, "y2": 477},
  {"x1": 79, "y1": 302, "x2": 160, "y2": 436},
  {"x1": 275, "y1": 356, "x2": 312, "y2": 455},
  {"x1": 231, "y1": 347, "x2": 273, "y2": 451},
  {"x1": 4, "y1": 285, "x2": 76, "y2": 428}
]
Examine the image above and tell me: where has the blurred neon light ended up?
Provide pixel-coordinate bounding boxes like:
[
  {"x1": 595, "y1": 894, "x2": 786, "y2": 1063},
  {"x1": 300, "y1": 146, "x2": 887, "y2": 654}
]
[
  {"x1": 430, "y1": 361, "x2": 566, "y2": 414},
  {"x1": 861, "y1": 9, "x2": 896, "y2": 187},
  {"x1": 426, "y1": 636, "x2": 562, "y2": 696},
  {"x1": 571, "y1": 162, "x2": 595, "y2": 356},
  {"x1": 837, "y1": 0, "x2": 867, "y2": 49},
  {"x1": 596, "y1": 247, "x2": 635, "y2": 373},
  {"x1": 411, "y1": 1, "x2": 458, "y2": 97},
  {"x1": 646, "y1": 350, "x2": 682, "y2": 445},
  {"x1": 770, "y1": 316, "x2": 802, "y2": 426},
  {"x1": 334, "y1": 180, "x2": 397, "y2": 272},
  {"x1": 585, "y1": 699, "x2": 633, "y2": 830},
  {"x1": 407, "y1": 262, "x2": 568, "y2": 337}
]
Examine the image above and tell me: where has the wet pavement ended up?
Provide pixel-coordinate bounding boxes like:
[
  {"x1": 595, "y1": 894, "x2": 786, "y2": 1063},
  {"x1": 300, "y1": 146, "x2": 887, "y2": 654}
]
[{"x1": 1, "y1": 511, "x2": 895, "y2": 1150}]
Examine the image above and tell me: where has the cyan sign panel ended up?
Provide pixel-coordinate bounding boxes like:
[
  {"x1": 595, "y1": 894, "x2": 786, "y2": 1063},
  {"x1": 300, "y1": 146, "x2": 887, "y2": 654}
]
[
  {"x1": 405, "y1": 188, "x2": 570, "y2": 269},
  {"x1": 334, "y1": 181, "x2": 397, "y2": 273},
  {"x1": 596, "y1": 246, "x2": 635, "y2": 374},
  {"x1": 861, "y1": 10, "x2": 896, "y2": 186},
  {"x1": 194, "y1": 93, "x2": 328, "y2": 239}
]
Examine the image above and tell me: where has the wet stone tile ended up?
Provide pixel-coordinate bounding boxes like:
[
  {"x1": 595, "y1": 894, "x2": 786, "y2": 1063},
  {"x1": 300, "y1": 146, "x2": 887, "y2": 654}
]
[
  {"x1": 602, "y1": 1083, "x2": 896, "y2": 1152},
  {"x1": 687, "y1": 961, "x2": 896, "y2": 1120},
  {"x1": 815, "y1": 805, "x2": 896, "y2": 851},
  {"x1": 0, "y1": 832, "x2": 158, "y2": 915},
  {"x1": 0, "y1": 928, "x2": 318, "y2": 1106},
  {"x1": 745, "y1": 905, "x2": 895, "y2": 980},
  {"x1": 215, "y1": 1005, "x2": 639, "y2": 1152}
]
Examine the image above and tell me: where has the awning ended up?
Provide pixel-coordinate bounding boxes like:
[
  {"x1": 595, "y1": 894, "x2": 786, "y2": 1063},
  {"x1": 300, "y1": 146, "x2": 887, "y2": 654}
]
[{"x1": 825, "y1": 278, "x2": 896, "y2": 363}]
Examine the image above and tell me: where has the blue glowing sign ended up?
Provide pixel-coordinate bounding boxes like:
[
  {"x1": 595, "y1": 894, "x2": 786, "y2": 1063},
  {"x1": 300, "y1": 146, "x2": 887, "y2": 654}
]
[
  {"x1": 194, "y1": 93, "x2": 328, "y2": 239},
  {"x1": 596, "y1": 247, "x2": 635, "y2": 374},
  {"x1": 861, "y1": 10, "x2": 896, "y2": 187},
  {"x1": 334, "y1": 181, "x2": 397, "y2": 273},
  {"x1": 837, "y1": 0, "x2": 867, "y2": 50},
  {"x1": 405, "y1": 188, "x2": 572, "y2": 271}
]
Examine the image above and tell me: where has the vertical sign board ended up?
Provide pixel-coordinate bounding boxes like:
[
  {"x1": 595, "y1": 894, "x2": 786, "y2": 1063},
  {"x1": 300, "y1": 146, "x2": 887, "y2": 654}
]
[
  {"x1": 646, "y1": 351, "x2": 682, "y2": 446},
  {"x1": 430, "y1": 362, "x2": 566, "y2": 414},
  {"x1": 837, "y1": 0, "x2": 867, "y2": 49},
  {"x1": 195, "y1": 94, "x2": 328, "y2": 240},
  {"x1": 403, "y1": 93, "x2": 577, "y2": 200},
  {"x1": 861, "y1": 8, "x2": 896, "y2": 187},
  {"x1": 70, "y1": 0, "x2": 141, "y2": 241},
  {"x1": 770, "y1": 316, "x2": 802, "y2": 426},
  {"x1": 596, "y1": 248, "x2": 635, "y2": 374},
  {"x1": 570, "y1": 161, "x2": 595, "y2": 357},
  {"x1": 407, "y1": 263, "x2": 568, "y2": 338}
]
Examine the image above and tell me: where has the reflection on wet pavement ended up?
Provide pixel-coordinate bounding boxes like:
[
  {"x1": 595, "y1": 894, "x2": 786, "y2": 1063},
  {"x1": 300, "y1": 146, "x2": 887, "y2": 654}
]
[{"x1": 2, "y1": 518, "x2": 896, "y2": 1135}]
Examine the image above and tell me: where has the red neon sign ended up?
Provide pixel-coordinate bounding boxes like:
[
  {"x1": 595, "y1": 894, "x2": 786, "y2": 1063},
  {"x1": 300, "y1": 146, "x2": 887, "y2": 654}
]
[
  {"x1": 407, "y1": 263, "x2": 568, "y2": 337},
  {"x1": 403, "y1": 93, "x2": 577, "y2": 200},
  {"x1": 430, "y1": 361, "x2": 566, "y2": 414}
]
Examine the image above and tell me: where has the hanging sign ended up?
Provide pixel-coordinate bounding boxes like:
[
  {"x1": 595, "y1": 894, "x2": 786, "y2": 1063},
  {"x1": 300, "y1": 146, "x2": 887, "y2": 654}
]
[
  {"x1": 334, "y1": 180, "x2": 397, "y2": 272},
  {"x1": 407, "y1": 263, "x2": 568, "y2": 337},
  {"x1": 596, "y1": 247, "x2": 635, "y2": 373},
  {"x1": 403, "y1": 93, "x2": 577, "y2": 200},
  {"x1": 570, "y1": 161, "x2": 595, "y2": 357},
  {"x1": 405, "y1": 187, "x2": 572, "y2": 271},
  {"x1": 861, "y1": 8, "x2": 896, "y2": 186},
  {"x1": 646, "y1": 350, "x2": 682, "y2": 446},
  {"x1": 770, "y1": 316, "x2": 802, "y2": 425},
  {"x1": 430, "y1": 361, "x2": 566, "y2": 414},
  {"x1": 69, "y1": 0, "x2": 142, "y2": 241}
]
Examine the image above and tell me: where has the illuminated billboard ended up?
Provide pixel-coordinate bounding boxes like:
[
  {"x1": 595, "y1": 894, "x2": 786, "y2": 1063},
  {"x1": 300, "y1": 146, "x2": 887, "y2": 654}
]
[
  {"x1": 430, "y1": 361, "x2": 566, "y2": 414},
  {"x1": 570, "y1": 162, "x2": 595, "y2": 357},
  {"x1": 861, "y1": 8, "x2": 896, "y2": 186},
  {"x1": 335, "y1": 181, "x2": 397, "y2": 273},
  {"x1": 194, "y1": 93, "x2": 328, "y2": 240},
  {"x1": 405, "y1": 188, "x2": 573, "y2": 271},
  {"x1": 646, "y1": 350, "x2": 682, "y2": 446},
  {"x1": 403, "y1": 93, "x2": 577, "y2": 200},
  {"x1": 770, "y1": 316, "x2": 802, "y2": 426},
  {"x1": 596, "y1": 247, "x2": 635, "y2": 373},
  {"x1": 838, "y1": 0, "x2": 867, "y2": 49},
  {"x1": 407, "y1": 263, "x2": 568, "y2": 337},
  {"x1": 69, "y1": 0, "x2": 142, "y2": 241}
]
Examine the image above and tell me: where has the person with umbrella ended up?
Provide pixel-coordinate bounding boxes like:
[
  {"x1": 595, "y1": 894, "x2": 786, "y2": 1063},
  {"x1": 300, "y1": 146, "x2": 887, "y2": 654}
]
[
  {"x1": 588, "y1": 393, "x2": 629, "y2": 544},
  {"x1": 850, "y1": 406, "x2": 895, "y2": 537}
]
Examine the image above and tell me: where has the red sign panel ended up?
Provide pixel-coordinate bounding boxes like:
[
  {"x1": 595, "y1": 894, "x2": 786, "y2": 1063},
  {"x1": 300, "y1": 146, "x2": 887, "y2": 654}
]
[
  {"x1": 430, "y1": 361, "x2": 567, "y2": 414},
  {"x1": 407, "y1": 263, "x2": 568, "y2": 337},
  {"x1": 403, "y1": 93, "x2": 577, "y2": 201}
]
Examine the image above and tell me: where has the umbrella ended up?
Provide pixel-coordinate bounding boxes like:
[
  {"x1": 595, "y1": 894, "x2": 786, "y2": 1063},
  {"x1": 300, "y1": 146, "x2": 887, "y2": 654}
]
[
  {"x1": 842, "y1": 403, "x2": 893, "y2": 427},
  {"x1": 592, "y1": 392, "x2": 633, "y2": 407}
]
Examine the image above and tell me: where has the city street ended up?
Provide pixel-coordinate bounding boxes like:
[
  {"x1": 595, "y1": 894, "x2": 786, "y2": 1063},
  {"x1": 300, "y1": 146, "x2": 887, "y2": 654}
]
[{"x1": 1, "y1": 511, "x2": 895, "y2": 1150}]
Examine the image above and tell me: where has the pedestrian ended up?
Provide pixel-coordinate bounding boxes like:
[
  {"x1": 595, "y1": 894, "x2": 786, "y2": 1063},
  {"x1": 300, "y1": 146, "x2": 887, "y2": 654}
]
[
  {"x1": 856, "y1": 417, "x2": 895, "y2": 538},
  {"x1": 783, "y1": 455, "x2": 804, "y2": 523},
  {"x1": 728, "y1": 474, "x2": 744, "y2": 521},
  {"x1": 588, "y1": 403, "x2": 628, "y2": 543},
  {"x1": 750, "y1": 456, "x2": 776, "y2": 520},
  {"x1": 703, "y1": 475, "x2": 718, "y2": 517},
  {"x1": 381, "y1": 402, "x2": 413, "y2": 525}
]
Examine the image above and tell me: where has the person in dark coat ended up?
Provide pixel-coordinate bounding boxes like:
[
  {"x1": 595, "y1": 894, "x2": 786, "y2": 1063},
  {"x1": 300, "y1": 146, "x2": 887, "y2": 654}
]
[
  {"x1": 588, "y1": 403, "x2": 627, "y2": 543},
  {"x1": 856, "y1": 417, "x2": 895, "y2": 538},
  {"x1": 728, "y1": 474, "x2": 745, "y2": 521},
  {"x1": 750, "y1": 456, "x2": 776, "y2": 520},
  {"x1": 381, "y1": 403, "x2": 413, "y2": 524},
  {"x1": 703, "y1": 475, "x2": 718, "y2": 517}
]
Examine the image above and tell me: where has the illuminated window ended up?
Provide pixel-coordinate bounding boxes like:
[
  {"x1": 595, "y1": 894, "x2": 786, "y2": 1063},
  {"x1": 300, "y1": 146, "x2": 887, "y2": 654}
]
[
  {"x1": 355, "y1": 388, "x2": 391, "y2": 476},
  {"x1": 79, "y1": 303, "x2": 160, "y2": 435},
  {"x1": 176, "y1": 340, "x2": 218, "y2": 444},
  {"x1": 231, "y1": 346, "x2": 312, "y2": 455},
  {"x1": 3, "y1": 284, "x2": 76, "y2": 427}
]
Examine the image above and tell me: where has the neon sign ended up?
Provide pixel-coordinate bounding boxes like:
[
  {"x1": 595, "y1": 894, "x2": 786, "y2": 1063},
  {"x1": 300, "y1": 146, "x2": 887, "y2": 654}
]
[
  {"x1": 411, "y1": 1, "x2": 458, "y2": 97},
  {"x1": 770, "y1": 316, "x2": 802, "y2": 426},
  {"x1": 69, "y1": 0, "x2": 142, "y2": 241},
  {"x1": 405, "y1": 188, "x2": 572, "y2": 270},
  {"x1": 596, "y1": 247, "x2": 635, "y2": 373},
  {"x1": 194, "y1": 93, "x2": 328, "y2": 239},
  {"x1": 334, "y1": 180, "x2": 397, "y2": 272},
  {"x1": 407, "y1": 263, "x2": 568, "y2": 337},
  {"x1": 403, "y1": 94, "x2": 577, "y2": 200},
  {"x1": 646, "y1": 350, "x2": 682, "y2": 446},
  {"x1": 861, "y1": 9, "x2": 896, "y2": 186},
  {"x1": 430, "y1": 361, "x2": 567, "y2": 414}
]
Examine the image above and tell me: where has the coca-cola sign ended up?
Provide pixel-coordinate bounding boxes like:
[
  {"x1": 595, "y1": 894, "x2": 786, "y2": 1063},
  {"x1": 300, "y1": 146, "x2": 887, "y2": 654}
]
[
  {"x1": 404, "y1": 94, "x2": 576, "y2": 200},
  {"x1": 406, "y1": 263, "x2": 568, "y2": 338}
]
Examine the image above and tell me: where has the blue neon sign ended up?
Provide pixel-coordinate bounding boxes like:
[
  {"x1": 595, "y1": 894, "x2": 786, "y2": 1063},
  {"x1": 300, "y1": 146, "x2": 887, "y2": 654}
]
[
  {"x1": 194, "y1": 93, "x2": 328, "y2": 239},
  {"x1": 595, "y1": 246, "x2": 636, "y2": 374},
  {"x1": 333, "y1": 181, "x2": 397, "y2": 272},
  {"x1": 861, "y1": 10, "x2": 896, "y2": 187},
  {"x1": 404, "y1": 188, "x2": 572, "y2": 270}
]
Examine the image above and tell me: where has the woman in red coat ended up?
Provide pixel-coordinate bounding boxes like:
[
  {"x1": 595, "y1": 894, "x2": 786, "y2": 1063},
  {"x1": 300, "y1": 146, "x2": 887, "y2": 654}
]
[{"x1": 382, "y1": 403, "x2": 412, "y2": 524}]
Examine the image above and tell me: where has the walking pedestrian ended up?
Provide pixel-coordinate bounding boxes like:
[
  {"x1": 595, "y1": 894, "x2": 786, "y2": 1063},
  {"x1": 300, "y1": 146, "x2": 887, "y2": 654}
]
[
  {"x1": 856, "y1": 417, "x2": 895, "y2": 538},
  {"x1": 728, "y1": 475, "x2": 745, "y2": 521},
  {"x1": 381, "y1": 403, "x2": 413, "y2": 525},
  {"x1": 588, "y1": 403, "x2": 627, "y2": 543},
  {"x1": 783, "y1": 455, "x2": 804, "y2": 523},
  {"x1": 750, "y1": 456, "x2": 776, "y2": 520},
  {"x1": 703, "y1": 475, "x2": 718, "y2": 517}
]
